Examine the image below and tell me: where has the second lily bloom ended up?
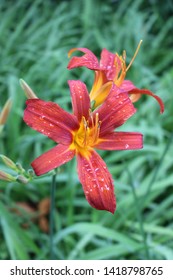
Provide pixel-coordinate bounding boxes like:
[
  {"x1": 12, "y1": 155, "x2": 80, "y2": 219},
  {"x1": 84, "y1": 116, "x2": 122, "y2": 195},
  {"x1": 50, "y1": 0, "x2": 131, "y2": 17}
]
[{"x1": 68, "y1": 46, "x2": 164, "y2": 113}]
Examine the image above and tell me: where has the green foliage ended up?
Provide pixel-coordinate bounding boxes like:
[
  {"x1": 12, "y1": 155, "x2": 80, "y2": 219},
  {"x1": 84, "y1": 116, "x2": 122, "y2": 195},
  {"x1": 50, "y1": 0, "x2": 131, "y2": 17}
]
[{"x1": 0, "y1": 0, "x2": 172, "y2": 260}]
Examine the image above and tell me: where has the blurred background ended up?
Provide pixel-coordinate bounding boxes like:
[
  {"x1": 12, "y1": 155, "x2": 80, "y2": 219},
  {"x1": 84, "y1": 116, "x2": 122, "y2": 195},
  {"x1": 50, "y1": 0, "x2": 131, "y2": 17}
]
[{"x1": 0, "y1": 0, "x2": 173, "y2": 260}]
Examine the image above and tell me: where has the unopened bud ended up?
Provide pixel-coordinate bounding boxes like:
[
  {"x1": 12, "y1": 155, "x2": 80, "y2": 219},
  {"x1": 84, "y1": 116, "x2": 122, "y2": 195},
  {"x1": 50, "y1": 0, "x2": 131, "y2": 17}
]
[
  {"x1": 16, "y1": 175, "x2": 29, "y2": 184},
  {"x1": 0, "y1": 170, "x2": 16, "y2": 182},
  {"x1": 0, "y1": 98, "x2": 12, "y2": 125},
  {"x1": 20, "y1": 79, "x2": 38, "y2": 99},
  {"x1": 0, "y1": 154, "x2": 17, "y2": 171},
  {"x1": 15, "y1": 162, "x2": 25, "y2": 173},
  {"x1": 27, "y1": 169, "x2": 35, "y2": 178}
]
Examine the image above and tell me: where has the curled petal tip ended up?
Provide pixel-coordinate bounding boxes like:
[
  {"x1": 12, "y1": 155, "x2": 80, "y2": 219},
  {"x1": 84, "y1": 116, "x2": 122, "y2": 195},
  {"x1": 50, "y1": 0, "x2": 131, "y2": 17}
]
[
  {"x1": 129, "y1": 88, "x2": 164, "y2": 114},
  {"x1": 68, "y1": 48, "x2": 77, "y2": 58}
]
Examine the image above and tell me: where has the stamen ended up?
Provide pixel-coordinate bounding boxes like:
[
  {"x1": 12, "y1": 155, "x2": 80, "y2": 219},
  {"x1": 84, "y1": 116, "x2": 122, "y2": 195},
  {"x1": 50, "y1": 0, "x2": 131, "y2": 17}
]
[
  {"x1": 95, "y1": 113, "x2": 99, "y2": 127},
  {"x1": 93, "y1": 113, "x2": 100, "y2": 143},
  {"x1": 90, "y1": 114, "x2": 94, "y2": 130},
  {"x1": 126, "y1": 40, "x2": 143, "y2": 72},
  {"x1": 96, "y1": 121, "x2": 101, "y2": 140},
  {"x1": 82, "y1": 116, "x2": 89, "y2": 146}
]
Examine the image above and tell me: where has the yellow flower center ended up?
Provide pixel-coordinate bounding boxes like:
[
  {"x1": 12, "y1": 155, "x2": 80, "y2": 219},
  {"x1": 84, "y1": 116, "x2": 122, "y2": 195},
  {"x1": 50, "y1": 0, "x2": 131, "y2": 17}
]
[{"x1": 70, "y1": 113, "x2": 101, "y2": 158}]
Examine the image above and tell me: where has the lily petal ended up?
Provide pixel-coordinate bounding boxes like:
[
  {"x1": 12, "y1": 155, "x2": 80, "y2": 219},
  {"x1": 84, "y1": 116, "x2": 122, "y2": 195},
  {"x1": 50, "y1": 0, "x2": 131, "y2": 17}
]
[
  {"x1": 100, "y1": 48, "x2": 115, "y2": 70},
  {"x1": 128, "y1": 88, "x2": 164, "y2": 114},
  {"x1": 100, "y1": 49, "x2": 122, "y2": 80},
  {"x1": 95, "y1": 85, "x2": 136, "y2": 136},
  {"x1": 121, "y1": 80, "x2": 164, "y2": 113},
  {"x1": 90, "y1": 81, "x2": 113, "y2": 109},
  {"x1": 77, "y1": 150, "x2": 116, "y2": 213},
  {"x1": 68, "y1": 80, "x2": 90, "y2": 121},
  {"x1": 24, "y1": 99, "x2": 79, "y2": 144},
  {"x1": 32, "y1": 144, "x2": 75, "y2": 176},
  {"x1": 67, "y1": 47, "x2": 100, "y2": 70},
  {"x1": 96, "y1": 132, "x2": 143, "y2": 150},
  {"x1": 120, "y1": 80, "x2": 136, "y2": 92}
]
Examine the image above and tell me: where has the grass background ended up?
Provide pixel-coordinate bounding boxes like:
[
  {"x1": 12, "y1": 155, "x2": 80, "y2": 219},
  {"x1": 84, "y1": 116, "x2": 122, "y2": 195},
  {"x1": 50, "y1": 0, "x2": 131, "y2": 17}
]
[{"x1": 0, "y1": 0, "x2": 173, "y2": 260}]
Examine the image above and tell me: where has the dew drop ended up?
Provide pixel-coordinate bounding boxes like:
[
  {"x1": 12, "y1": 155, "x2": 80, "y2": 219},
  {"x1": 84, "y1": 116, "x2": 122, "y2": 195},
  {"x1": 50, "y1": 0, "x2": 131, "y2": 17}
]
[
  {"x1": 104, "y1": 184, "x2": 110, "y2": 191},
  {"x1": 125, "y1": 144, "x2": 129, "y2": 149}
]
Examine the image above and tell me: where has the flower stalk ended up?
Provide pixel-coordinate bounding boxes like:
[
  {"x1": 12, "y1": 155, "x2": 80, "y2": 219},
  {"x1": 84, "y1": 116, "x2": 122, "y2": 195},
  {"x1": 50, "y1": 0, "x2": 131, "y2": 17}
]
[{"x1": 50, "y1": 171, "x2": 57, "y2": 259}]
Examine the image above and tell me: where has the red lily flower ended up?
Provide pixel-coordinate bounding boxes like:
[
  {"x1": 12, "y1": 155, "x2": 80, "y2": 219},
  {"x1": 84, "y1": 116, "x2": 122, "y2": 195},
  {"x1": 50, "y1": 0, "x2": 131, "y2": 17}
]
[
  {"x1": 67, "y1": 45, "x2": 164, "y2": 113},
  {"x1": 23, "y1": 81, "x2": 143, "y2": 213}
]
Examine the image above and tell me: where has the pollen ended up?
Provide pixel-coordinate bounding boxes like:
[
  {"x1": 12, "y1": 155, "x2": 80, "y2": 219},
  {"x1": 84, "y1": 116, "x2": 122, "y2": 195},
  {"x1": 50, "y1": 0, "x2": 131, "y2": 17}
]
[{"x1": 71, "y1": 112, "x2": 101, "y2": 157}]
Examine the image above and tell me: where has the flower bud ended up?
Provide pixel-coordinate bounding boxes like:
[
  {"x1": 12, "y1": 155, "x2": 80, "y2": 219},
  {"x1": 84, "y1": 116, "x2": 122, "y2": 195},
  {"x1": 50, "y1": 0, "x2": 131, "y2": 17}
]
[
  {"x1": 16, "y1": 175, "x2": 29, "y2": 184},
  {"x1": 0, "y1": 98, "x2": 12, "y2": 125},
  {"x1": 0, "y1": 154, "x2": 17, "y2": 171},
  {"x1": 20, "y1": 79, "x2": 38, "y2": 99},
  {"x1": 27, "y1": 169, "x2": 35, "y2": 178},
  {"x1": 15, "y1": 162, "x2": 25, "y2": 173},
  {"x1": 0, "y1": 170, "x2": 16, "y2": 182}
]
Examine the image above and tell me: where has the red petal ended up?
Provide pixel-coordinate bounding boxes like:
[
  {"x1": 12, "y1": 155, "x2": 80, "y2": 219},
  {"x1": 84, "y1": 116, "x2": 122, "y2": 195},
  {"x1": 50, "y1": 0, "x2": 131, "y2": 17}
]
[
  {"x1": 67, "y1": 48, "x2": 100, "y2": 70},
  {"x1": 120, "y1": 80, "x2": 136, "y2": 91},
  {"x1": 68, "y1": 80, "x2": 90, "y2": 121},
  {"x1": 96, "y1": 132, "x2": 143, "y2": 150},
  {"x1": 128, "y1": 88, "x2": 164, "y2": 114},
  {"x1": 24, "y1": 99, "x2": 79, "y2": 144},
  {"x1": 94, "y1": 85, "x2": 136, "y2": 136},
  {"x1": 77, "y1": 150, "x2": 116, "y2": 213},
  {"x1": 31, "y1": 144, "x2": 75, "y2": 176},
  {"x1": 121, "y1": 81, "x2": 164, "y2": 114},
  {"x1": 100, "y1": 49, "x2": 122, "y2": 80}
]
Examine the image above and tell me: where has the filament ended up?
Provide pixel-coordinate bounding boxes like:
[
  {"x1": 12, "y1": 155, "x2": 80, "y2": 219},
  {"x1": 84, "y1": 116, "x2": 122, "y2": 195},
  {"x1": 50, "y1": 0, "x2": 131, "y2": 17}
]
[{"x1": 126, "y1": 40, "x2": 143, "y2": 72}]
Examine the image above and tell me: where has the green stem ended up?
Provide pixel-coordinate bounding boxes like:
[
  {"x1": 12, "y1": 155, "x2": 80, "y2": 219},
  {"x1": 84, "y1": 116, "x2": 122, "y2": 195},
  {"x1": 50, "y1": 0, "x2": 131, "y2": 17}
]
[
  {"x1": 126, "y1": 166, "x2": 150, "y2": 259},
  {"x1": 50, "y1": 171, "x2": 57, "y2": 260},
  {"x1": 143, "y1": 131, "x2": 173, "y2": 207}
]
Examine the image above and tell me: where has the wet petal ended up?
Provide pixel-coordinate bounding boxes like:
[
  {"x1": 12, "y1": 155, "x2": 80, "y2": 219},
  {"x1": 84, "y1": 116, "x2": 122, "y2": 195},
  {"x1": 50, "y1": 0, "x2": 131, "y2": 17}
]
[
  {"x1": 120, "y1": 80, "x2": 136, "y2": 92},
  {"x1": 128, "y1": 88, "x2": 164, "y2": 114},
  {"x1": 100, "y1": 49, "x2": 117, "y2": 81},
  {"x1": 96, "y1": 132, "x2": 143, "y2": 150},
  {"x1": 24, "y1": 99, "x2": 79, "y2": 144},
  {"x1": 121, "y1": 80, "x2": 164, "y2": 113},
  {"x1": 68, "y1": 80, "x2": 90, "y2": 121},
  {"x1": 94, "y1": 85, "x2": 136, "y2": 136},
  {"x1": 67, "y1": 47, "x2": 100, "y2": 70},
  {"x1": 32, "y1": 144, "x2": 75, "y2": 176},
  {"x1": 100, "y1": 48, "x2": 115, "y2": 69},
  {"x1": 100, "y1": 49, "x2": 122, "y2": 81},
  {"x1": 77, "y1": 150, "x2": 116, "y2": 213}
]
